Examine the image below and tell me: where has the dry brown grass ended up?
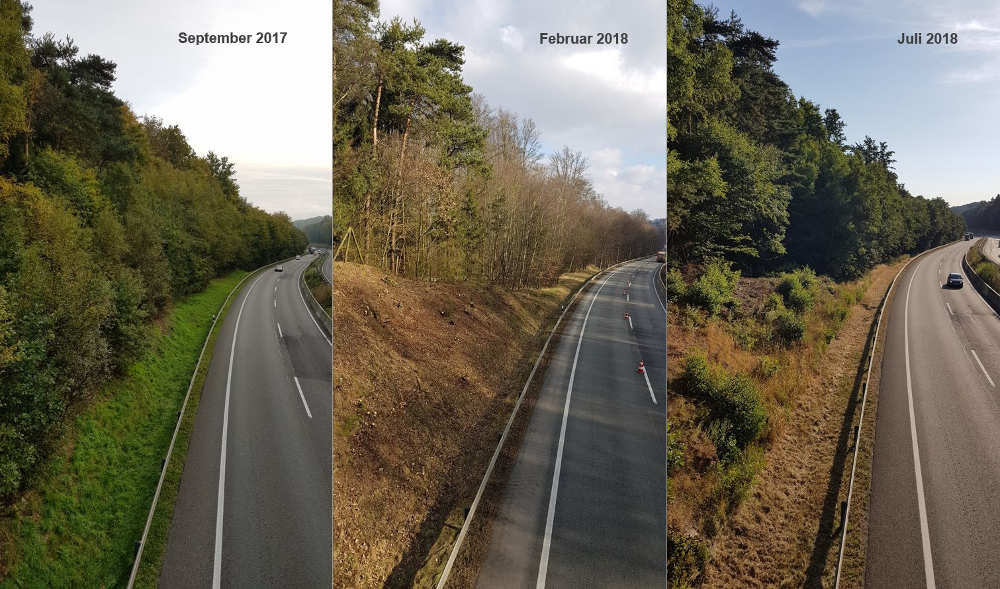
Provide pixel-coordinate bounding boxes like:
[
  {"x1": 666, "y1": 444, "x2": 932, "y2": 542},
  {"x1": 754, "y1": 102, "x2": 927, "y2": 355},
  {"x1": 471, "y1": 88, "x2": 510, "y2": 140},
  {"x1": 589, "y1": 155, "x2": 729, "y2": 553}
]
[
  {"x1": 333, "y1": 261, "x2": 597, "y2": 588},
  {"x1": 668, "y1": 262, "x2": 902, "y2": 588}
]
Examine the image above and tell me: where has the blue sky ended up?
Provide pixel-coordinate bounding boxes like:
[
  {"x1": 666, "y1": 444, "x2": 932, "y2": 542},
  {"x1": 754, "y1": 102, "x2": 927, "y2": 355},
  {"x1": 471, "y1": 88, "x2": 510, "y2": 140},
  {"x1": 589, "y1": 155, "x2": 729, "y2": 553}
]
[
  {"x1": 709, "y1": 0, "x2": 1000, "y2": 206},
  {"x1": 380, "y1": 0, "x2": 667, "y2": 219}
]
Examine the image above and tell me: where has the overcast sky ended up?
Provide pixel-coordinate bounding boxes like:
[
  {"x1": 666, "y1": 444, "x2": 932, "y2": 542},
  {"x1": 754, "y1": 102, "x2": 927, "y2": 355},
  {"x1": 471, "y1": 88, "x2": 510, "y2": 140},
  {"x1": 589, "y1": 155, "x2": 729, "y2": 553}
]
[
  {"x1": 379, "y1": 0, "x2": 667, "y2": 219},
  {"x1": 711, "y1": 0, "x2": 1000, "y2": 207},
  {"x1": 30, "y1": 0, "x2": 331, "y2": 220}
]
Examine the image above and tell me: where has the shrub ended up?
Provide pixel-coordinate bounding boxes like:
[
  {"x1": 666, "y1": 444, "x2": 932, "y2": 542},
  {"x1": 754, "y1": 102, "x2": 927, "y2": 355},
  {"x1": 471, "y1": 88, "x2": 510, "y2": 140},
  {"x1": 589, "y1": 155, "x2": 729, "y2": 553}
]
[
  {"x1": 668, "y1": 531, "x2": 709, "y2": 589},
  {"x1": 668, "y1": 425, "x2": 686, "y2": 473},
  {"x1": 776, "y1": 267, "x2": 817, "y2": 313},
  {"x1": 770, "y1": 306, "x2": 805, "y2": 346},
  {"x1": 715, "y1": 445, "x2": 765, "y2": 512},
  {"x1": 666, "y1": 268, "x2": 687, "y2": 302},
  {"x1": 684, "y1": 259, "x2": 739, "y2": 316},
  {"x1": 676, "y1": 352, "x2": 768, "y2": 460}
]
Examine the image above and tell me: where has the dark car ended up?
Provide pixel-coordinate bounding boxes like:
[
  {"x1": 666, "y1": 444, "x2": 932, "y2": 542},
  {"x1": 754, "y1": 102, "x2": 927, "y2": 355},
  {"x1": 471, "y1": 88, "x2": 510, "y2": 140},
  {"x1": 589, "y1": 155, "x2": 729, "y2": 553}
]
[
  {"x1": 275, "y1": 265, "x2": 284, "y2": 272},
  {"x1": 946, "y1": 272, "x2": 963, "y2": 288}
]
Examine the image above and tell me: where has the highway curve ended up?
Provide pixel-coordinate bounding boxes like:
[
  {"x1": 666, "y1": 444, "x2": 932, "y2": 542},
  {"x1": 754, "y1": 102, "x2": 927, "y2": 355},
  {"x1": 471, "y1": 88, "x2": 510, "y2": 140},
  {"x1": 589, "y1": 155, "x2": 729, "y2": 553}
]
[
  {"x1": 322, "y1": 251, "x2": 332, "y2": 284},
  {"x1": 868, "y1": 239, "x2": 1000, "y2": 588},
  {"x1": 476, "y1": 257, "x2": 666, "y2": 588},
  {"x1": 160, "y1": 254, "x2": 331, "y2": 588}
]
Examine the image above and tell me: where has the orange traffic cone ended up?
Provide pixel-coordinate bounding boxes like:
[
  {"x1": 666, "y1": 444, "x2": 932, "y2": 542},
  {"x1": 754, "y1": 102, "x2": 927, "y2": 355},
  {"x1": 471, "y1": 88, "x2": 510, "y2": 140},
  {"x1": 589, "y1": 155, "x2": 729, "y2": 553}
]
[{"x1": 637, "y1": 360, "x2": 645, "y2": 374}]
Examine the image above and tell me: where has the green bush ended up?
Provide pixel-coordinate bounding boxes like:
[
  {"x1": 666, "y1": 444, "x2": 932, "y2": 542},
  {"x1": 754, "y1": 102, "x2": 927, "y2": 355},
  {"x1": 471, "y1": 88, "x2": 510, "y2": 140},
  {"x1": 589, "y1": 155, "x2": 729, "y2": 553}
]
[
  {"x1": 715, "y1": 445, "x2": 765, "y2": 512},
  {"x1": 666, "y1": 268, "x2": 687, "y2": 302},
  {"x1": 684, "y1": 259, "x2": 740, "y2": 316},
  {"x1": 677, "y1": 352, "x2": 768, "y2": 461},
  {"x1": 770, "y1": 306, "x2": 805, "y2": 346},
  {"x1": 668, "y1": 425, "x2": 686, "y2": 473},
  {"x1": 776, "y1": 267, "x2": 816, "y2": 313},
  {"x1": 668, "y1": 532, "x2": 709, "y2": 589}
]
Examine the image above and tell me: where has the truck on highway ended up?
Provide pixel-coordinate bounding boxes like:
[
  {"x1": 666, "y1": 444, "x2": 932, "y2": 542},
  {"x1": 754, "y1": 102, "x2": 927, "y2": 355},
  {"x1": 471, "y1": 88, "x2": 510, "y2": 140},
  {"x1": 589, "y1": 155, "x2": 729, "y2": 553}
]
[{"x1": 965, "y1": 231, "x2": 974, "y2": 240}]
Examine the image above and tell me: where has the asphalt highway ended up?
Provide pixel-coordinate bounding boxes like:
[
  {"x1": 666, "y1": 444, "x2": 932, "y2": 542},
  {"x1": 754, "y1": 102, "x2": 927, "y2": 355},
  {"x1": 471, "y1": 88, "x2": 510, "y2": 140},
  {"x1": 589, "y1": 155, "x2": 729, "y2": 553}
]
[
  {"x1": 160, "y1": 253, "x2": 331, "y2": 588},
  {"x1": 476, "y1": 258, "x2": 666, "y2": 588},
  {"x1": 868, "y1": 239, "x2": 1000, "y2": 588}
]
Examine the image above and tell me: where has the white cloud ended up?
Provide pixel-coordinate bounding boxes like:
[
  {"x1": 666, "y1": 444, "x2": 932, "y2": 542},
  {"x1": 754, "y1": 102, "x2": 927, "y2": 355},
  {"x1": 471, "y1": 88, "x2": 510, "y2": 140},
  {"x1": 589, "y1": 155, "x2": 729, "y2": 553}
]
[
  {"x1": 499, "y1": 25, "x2": 524, "y2": 51},
  {"x1": 586, "y1": 148, "x2": 665, "y2": 217},
  {"x1": 799, "y1": 0, "x2": 826, "y2": 16},
  {"x1": 32, "y1": 0, "x2": 331, "y2": 219},
  {"x1": 560, "y1": 49, "x2": 666, "y2": 100}
]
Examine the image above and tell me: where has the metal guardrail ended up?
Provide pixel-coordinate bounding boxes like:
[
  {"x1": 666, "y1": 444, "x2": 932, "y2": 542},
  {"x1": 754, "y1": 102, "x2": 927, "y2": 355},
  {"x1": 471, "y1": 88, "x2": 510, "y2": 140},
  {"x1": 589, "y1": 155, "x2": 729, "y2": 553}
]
[
  {"x1": 833, "y1": 240, "x2": 957, "y2": 588},
  {"x1": 962, "y1": 238, "x2": 1000, "y2": 312},
  {"x1": 127, "y1": 255, "x2": 295, "y2": 588},
  {"x1": 435, "y1": 255, "x2": 646, "y2": 588},
  {"x1": 299, "y1": 254, "x2": 332, "y2": 337}
]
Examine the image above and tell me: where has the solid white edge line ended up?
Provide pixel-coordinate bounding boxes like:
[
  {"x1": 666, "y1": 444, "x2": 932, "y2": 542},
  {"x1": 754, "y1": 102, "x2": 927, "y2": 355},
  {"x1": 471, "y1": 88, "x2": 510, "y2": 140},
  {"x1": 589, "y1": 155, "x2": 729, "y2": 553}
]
[
  {"x1": 650, "y1": 261, "x2": 666, "y2": 314},
  {"x1": 536, "y1": 267, "x2": 623, "y2": 589},
  {"x1": 296, "y1": 261, "x2": 332, "y2": 347},
  {"x1": 835, "y1": 240, "x2": 959, "y2": 588},
  {"x1": 970, "y1": 349, "x2": 996, "y2": 388},
  {"x1": 642, "y1": 364, "x2": 657, "y2": 405},
  {"x1": 434, "y1": 257, "x2": 644, "y2": 589},
  {"x1": 903, "y1": 267, "x2": 937, "y2": 589},
  {"x1": 212, "y1": 272, "x2": 265, "y2": 589},
  {"x1": 293, "y1": 376, "x2": 313, "y2": 418}
]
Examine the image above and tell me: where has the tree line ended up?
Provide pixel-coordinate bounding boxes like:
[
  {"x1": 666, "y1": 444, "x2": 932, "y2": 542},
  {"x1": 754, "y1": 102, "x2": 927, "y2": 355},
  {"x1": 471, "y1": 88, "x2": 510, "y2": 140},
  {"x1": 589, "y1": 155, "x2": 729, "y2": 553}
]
[
  {"x1": 0, "y1": 2, "x2": 306, "y2": 499},
  {"x1": 668, "y1": 0, "x2": 964, "y2": 280},
  {"x1": 334, "y1": 1, "x2": 661, "y2": 287}
]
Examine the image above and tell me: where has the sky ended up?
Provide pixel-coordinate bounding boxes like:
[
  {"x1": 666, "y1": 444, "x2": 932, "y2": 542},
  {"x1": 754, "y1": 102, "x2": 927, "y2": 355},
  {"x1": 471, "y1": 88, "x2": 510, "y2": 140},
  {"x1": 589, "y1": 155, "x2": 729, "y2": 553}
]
[
  {"x1": 378, "y1": 0, "x2": 667, "y2": 219},
  {"x1": 30, "y1": 0, "x2": 332, "y2": 220},
  {"x1": 708, "y1": 0, "x2": 1000, "y2": 207}
]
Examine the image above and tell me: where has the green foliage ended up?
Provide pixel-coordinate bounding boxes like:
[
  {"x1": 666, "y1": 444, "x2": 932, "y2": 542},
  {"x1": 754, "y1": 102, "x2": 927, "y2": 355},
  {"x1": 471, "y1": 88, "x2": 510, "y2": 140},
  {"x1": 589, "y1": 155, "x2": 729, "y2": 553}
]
[
  {"x1": 668, "y1": 531, "x2": 709, "y2": 589},
  {"x1": 770, "y1": 305, "x2": 805, "y2": 346},
  {"x1": 1, "y1": 271, "x2": 246, "y2": 587},
  {"x1": 0, "y1": 2, "x2": 308, "y2": 506},
  {"x1": 776, "y1": 267, "x2": 816, "y2": 312},
  {"x1": 677, "y1": 352, "x2": 768, "y2": 461},
  {"x1": 668, "y1": 424, "x2": 686, "y2": 474},
  {"x1": 666, "y1": 267, "x2": 687, "y2": 302},
  {"x1": 969, "y1": 242, "x2": 1000, "y2": 292},
  {"x1": 683, "y1": 259, "x2": 740, "y2": 316},
  {"x1": 714, "y1": 445, "x2": 765, "y2": 512},
  {"x1": 668, "y1": 0, "x2": 964, "y2": 278}
]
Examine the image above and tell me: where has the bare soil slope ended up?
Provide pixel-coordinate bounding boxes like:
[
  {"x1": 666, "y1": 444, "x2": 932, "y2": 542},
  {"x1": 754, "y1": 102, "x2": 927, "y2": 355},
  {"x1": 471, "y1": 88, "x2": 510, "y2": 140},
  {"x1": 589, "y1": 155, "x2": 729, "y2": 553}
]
[{"x1": 333, "y1": 261, "x2": 596, "y2": 588}]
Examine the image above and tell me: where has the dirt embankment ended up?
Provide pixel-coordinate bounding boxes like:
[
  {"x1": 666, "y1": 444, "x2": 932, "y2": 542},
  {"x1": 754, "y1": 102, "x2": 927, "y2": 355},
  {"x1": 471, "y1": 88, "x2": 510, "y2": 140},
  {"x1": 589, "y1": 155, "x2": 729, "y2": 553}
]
[
  {"x1": 698, "y1": 262, "x2": 902, "y2": 587},
  {"x1": 333, "y1": 261, "x2": 596, "y2": 588}
]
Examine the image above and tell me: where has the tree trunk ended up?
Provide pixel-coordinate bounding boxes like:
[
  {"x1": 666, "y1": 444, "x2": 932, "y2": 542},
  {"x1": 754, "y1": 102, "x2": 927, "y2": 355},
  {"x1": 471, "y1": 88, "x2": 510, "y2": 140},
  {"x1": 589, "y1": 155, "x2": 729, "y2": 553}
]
[{"x1": 371, "y1": 79, "x2": 383, "y2": 156}]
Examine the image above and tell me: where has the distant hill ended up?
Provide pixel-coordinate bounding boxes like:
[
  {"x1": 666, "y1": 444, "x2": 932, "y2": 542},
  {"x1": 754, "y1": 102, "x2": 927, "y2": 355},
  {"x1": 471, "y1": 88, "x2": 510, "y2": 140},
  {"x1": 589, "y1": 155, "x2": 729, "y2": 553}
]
[
  {"x1": 294, "y1": 215, "x2": 332, "y2": 245},
  {"x1": 952, "y1": 197, "x2": 997, "y2": 230}
]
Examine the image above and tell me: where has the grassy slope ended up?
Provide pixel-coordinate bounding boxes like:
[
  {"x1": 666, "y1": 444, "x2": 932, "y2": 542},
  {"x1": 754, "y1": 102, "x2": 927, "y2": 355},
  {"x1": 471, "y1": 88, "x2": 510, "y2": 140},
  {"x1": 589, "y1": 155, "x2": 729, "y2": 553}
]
[
  {"x1": 0, "y1": 270, "x2": 247, "y2": 588},
  {"x1": 333, "y1": 261, "x2": 597, "y2": 588},
  {"x1": 667, "y1": 262, "x2": 905, "y2": 588}
]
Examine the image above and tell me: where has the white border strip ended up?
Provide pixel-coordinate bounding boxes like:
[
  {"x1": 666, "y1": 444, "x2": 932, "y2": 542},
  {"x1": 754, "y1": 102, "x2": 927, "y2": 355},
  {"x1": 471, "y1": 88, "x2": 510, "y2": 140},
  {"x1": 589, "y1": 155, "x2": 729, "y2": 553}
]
[
  {"x1": 833, "y1": 240, "x2": 956, "y2": 588},
  {"x1": 127, "y1": 255, "x2": 295, "y2": 588},
  {"x1": 434, "y1": 256, "x2": 645, "y2": 589},
  {"x1": 537, "y1": 267, "x2": 623, "y2": 587}
]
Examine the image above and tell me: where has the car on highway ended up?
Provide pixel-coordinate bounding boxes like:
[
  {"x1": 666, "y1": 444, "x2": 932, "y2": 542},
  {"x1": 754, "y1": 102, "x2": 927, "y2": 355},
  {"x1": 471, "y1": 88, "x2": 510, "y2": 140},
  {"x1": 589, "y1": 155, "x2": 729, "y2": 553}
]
[
  {"x1": 275, "y1": 265, "x2": 284, "y2": 272},
  {"x1": 656, "y1": 250, "x2": 665, "y2": 263},
  {"x1": 296, "y1": 255, "x2": 301, "y2": 260},
  {"x1": 946, "y1": 272, "x2": 964, "y2": 288}
]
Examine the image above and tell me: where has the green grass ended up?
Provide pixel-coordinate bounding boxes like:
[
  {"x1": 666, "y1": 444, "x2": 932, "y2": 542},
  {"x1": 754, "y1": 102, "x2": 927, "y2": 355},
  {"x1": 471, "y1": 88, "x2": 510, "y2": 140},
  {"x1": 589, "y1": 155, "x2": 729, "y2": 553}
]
[
  {"x1": 0, "y1": 270, "x2": 248, "y2": 588},
  {"x1": 304, "y1": 256, "x2": 331, "y2": 316}
]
